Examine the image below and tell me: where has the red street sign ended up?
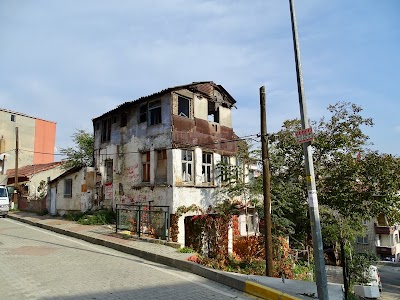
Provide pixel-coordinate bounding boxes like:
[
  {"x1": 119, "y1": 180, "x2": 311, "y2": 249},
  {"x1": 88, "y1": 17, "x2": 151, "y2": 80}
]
[{"x1": 295, "y1": 127, "x2": 314, "y2": 144}]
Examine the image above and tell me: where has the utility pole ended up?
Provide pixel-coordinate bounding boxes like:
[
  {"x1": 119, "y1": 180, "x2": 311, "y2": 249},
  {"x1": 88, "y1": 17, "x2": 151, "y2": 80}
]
[
  {"x1": 260, "y1": 86, "x2": 273, "y2": 277},
  {"x1": 288, "y1": 0, "x2": 329, "y2": 299},
  {"x1": 14, "y1": 127, "x2": 19, "y2": 209}
]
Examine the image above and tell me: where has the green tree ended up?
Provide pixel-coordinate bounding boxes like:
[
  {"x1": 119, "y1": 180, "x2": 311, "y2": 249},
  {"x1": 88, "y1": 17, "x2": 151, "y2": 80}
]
[
  {"x1": 60, "y1": 129, "x2": 94, "y2": 169},
  {"x1": 268, "y1": 102, "x2": 400, "y2": 297}
]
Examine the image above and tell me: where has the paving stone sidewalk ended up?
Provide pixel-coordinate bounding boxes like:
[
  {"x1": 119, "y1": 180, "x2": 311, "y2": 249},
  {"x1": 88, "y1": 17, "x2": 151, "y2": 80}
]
[{"x1": 8, "y1": 211, "x2": 343, "y2": 300}]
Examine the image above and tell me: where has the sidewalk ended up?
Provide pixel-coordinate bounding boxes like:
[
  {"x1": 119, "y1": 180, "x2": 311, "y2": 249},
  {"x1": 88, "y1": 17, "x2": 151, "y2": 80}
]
[{"x1": 7, "y1": 211, "x2": 343, "y2": 300}]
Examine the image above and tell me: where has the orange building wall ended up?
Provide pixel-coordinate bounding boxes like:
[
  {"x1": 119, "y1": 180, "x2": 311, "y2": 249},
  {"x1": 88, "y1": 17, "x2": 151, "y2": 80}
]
[{"x1": 34, "y1": 119, "x2": 56, "y2": 164}]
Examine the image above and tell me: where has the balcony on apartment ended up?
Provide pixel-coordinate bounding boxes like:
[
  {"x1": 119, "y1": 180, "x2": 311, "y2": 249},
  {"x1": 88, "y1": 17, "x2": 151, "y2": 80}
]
[
  {"x1": 376, "y1": 245, "x2": 396, "y2": 256},
  {"x1": 374, "y1": 223, "x2": 395, "y2": 235}
]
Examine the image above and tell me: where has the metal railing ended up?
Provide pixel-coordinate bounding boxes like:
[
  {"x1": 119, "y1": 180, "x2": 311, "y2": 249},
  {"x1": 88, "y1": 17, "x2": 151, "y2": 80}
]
[{"x1": 115, "y1": 204, "x2": 170, "y2": 241}]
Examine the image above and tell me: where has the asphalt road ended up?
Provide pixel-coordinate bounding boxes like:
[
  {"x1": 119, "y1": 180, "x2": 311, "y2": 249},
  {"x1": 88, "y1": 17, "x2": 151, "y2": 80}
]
[
  {"x1": 0, "y1": 218, "x2": 254, "y2": 300},
  {"x1": 379, "y1": 264, "x2": 400, "y2": 300}
]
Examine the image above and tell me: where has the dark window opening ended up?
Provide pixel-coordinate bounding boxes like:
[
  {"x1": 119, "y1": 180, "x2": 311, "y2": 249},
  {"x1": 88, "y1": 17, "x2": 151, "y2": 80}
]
[
  {"x1": 149, "y1": 100, "x2": 162, "y2": 125},
  {"x1": 105, "y1": 160, "x2": 113, "y2": 183},
  {"x1": 121, "y1": 112, "x2": 128, "y2": 127},
  {"x1": 207, "y1": 101, "x2": 219, "y2": 123},
  {"x1": 139, "y1": 105, "x2": 147, "y2": 123},
  {"x1": 11, "y1": 115, "x2": 15, "y2": 122},
  {"x1": 64, "y1": 179, "x2": 72, "y2": 197},
  {"x1": 178, "y1": 96, "x2": 190, "y2": 118},
  {"x1": 101, "y1": 118, "x2": 112, "y2": 142}
]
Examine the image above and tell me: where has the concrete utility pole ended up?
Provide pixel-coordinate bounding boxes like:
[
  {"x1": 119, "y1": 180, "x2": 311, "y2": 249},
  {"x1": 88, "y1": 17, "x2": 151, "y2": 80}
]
[
  {"x1": 259, "y1": 86, "x2": 273, "y2": 277},
  {"x1": 14, "y1": 127, "x2": 19, "y2": 208},
  {"x1": 288, "y1": 0, "x2": 329, "y2": 299}
]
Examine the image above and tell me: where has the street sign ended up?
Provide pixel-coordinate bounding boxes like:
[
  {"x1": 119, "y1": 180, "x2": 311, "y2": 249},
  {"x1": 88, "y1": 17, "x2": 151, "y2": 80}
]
[{"x1": 295, "y1": 127, "x2": 314, "y2": 144}]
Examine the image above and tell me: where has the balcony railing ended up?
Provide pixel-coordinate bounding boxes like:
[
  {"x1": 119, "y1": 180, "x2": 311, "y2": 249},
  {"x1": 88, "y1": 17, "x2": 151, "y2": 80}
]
[
  {"x1": 376, "y1": 245, "x2": 396, "y2": 256},
  {"x1": 374, "y1": 224, "x2": 395, "y2": 235}
]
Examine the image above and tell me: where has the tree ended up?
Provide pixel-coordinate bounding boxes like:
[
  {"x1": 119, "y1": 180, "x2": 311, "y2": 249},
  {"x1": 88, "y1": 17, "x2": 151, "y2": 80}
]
[
  {"x1": 268, "y1": 101, "x2": 400, "y2": 298},
  {"x1": 60, "y1": 129, "x2": 94, "y2": 169}
]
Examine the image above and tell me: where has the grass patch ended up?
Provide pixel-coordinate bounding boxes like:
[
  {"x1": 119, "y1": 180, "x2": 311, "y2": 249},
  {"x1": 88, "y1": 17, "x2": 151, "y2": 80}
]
[{"x1": 179, "y1": 247, "x2": 195, "y2": 253}]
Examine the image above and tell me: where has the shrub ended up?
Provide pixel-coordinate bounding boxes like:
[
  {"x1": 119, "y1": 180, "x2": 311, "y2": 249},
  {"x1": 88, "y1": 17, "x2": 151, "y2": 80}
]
[{"x1": 74, "y1": 210, "x2": 116, "y2": 225}]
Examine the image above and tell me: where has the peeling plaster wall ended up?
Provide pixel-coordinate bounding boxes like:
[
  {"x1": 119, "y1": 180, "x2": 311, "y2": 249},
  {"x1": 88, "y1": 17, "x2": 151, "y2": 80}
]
[
  {"x1": 54, "y1": 170, "x2": 84, "y2": 213},
  {"x1": 94, "y1": 93, "x2": 173, "y2": 209}
]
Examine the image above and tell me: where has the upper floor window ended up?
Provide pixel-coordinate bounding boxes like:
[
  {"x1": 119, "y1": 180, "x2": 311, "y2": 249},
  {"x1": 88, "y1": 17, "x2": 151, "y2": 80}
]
[
  {"x1": 202, "y1": 153, "x2": 213, "y2": 183},
  {"x1": 139, "y1": 105, "x2": 147, "y2": 123},
  {"x1": 121, "y1": 112, "x2": 128, "y2": 127},
  {"x1": 356, "y1": 235, "x2": 368, "y2": 245},
  {"x1": 178, "y1": 96, "x2": 190, "y2": 118},
  {"x1": 142, "y1": 151, "x2": 150, "y2": 182},
  {"x1": 156, "y1": 149, "x2": 167, "y2": 183},
  {"x1": 11, "y1": 115, "x2": 16, "y2": 122},
  {"x1": 181, "y1": 150, "x2": 193, "y2": 182},
  {"x1": 140, "y1": 101, "x2": 162, "y2": 126},
  {"x1": 208, "y1": 101, "x2": 219, "y2": 123},
  {"x1": 221, "y1": 156, "x2": 231, "y2": 182},
  {"x1": 149, "y1": 100, "x2": 162, "y2": 125},
  {"x1": 101, "y1": 118, "x2": 112, "y2": 142}
]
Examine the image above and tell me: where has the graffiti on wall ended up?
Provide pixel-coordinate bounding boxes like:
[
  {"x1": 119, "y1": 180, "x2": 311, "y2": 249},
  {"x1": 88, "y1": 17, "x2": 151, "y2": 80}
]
[
  {"x1": 125, "y1": 163, "x2": 140, "y2": 182},
  {"x1": 105, "y1": 182, "x2": 113, "y2": 199},
  {"x1": 119, "y1": 187, "x2": 163, "y2": 205}
]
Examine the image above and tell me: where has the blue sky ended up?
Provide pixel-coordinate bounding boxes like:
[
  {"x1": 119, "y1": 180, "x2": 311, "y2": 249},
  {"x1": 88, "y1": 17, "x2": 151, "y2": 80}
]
[{"x1": 1, "y1": 0, "x2": 399, "y2": 156}]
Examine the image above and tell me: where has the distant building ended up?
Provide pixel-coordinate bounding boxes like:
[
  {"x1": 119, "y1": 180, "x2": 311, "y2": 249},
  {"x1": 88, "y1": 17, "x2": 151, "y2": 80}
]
[
  {"x1": 354, "y1": 214, "x2": 400, "y2": 262},
  {"x1": 0, "y1": 108, "x2": 56, "y2": 171}
]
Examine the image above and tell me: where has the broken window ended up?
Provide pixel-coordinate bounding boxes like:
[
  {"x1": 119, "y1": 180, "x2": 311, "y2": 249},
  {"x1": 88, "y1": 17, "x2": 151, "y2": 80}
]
[
  {"x1": 155, "y1": 149, "x2": 167, "y2": 183},
  {"x1": 142, "y1": 151, "x2": 150, "y2": 182},
  {"x1": 105, "y1": 160, "x2": 113, "y2": 183},
  {"x1": 221, "y1": 155, "x2": 230, "y2": 182},
  {"x1": 202, "y1": 152, "x2": 213, "y2": 183},
  {"x1": 101, "y1": 118, "x2": 112, "y2": 142},
  {"x1": 139, "y1": 105, "x2": 147, "y2": 123},
  {"x1": 178, "y1": 96, "x2": 190, "y2": 118},
  {"x1": 207, "y1": 101, "x2": 220, "y2": 123},
  {"x1": 149, "y1": 100, "x2": 162, "y2": 125},
  {"x1": 64, "y1": 179, "x2": 72, "y2": 198},
  {"x1": 120, "y1": 112, "x2": 128, "y2": 127},
  {"x1": 181, "y1": 150, "x2": 193, "y2": 182}
]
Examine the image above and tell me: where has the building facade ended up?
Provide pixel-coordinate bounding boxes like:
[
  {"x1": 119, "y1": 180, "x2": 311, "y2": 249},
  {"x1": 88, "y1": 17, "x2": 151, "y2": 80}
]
[
  {"x1": 354, "y1": 214, "x2": 400, "y2": 262},
  {"x1": 92, "y1": 82, "x2": 238, "y2": 244},
  {"x1": 48, "y1": 167, "x2": 96, "y2": 216},
  {"x1": 0, "y1": 108, "x2": 56, "y2": 171}
]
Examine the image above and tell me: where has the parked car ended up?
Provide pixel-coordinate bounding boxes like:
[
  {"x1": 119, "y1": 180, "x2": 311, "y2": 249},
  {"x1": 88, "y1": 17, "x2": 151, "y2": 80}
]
[
  {"x1": 0, "y1": 185, "x2": 10, "y2": 217},
  {"x1": 366, "y1": 265, "x2": 382, "y2": 292}
]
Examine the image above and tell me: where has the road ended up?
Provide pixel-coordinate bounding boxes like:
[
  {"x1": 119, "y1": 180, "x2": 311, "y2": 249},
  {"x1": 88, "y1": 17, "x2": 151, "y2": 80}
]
[
  {"x1": 379, "y1": 264, "x2": 400, "y2": 300},
  {"x1": 0, "y1": 218, "x2": 254, "y2": 300}
]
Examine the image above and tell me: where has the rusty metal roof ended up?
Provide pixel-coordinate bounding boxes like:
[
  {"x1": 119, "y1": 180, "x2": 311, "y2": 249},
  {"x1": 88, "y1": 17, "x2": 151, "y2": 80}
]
[
  {"x1": 6, "y1": 161, "x2": 64, "y2": 178},
  {"x1": 92, "y1": 81, "x2": 236, "y2": 121}
]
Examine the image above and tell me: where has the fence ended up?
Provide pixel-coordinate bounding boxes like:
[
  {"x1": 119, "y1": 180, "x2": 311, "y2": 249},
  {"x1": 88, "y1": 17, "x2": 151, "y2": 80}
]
[{"x1": 115, "y1": 204, "x2": 170, "y2": 241}]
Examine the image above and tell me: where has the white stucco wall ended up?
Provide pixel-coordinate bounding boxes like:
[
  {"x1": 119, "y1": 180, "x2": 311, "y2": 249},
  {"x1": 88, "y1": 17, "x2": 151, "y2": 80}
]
[{"x1": 28, "y1": 166, "x2": 64, "y2": 199}]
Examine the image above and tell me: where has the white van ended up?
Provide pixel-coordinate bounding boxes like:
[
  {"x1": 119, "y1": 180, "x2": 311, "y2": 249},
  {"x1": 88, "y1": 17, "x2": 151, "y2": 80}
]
[{"x1": 0, "y1": 185, "x2": 10, "y2": 217}]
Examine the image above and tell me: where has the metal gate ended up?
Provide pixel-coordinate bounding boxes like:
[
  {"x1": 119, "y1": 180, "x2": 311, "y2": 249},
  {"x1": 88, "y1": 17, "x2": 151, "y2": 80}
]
[{"x1": 115, "y1": 204, "x2": 170, "y2": 241}]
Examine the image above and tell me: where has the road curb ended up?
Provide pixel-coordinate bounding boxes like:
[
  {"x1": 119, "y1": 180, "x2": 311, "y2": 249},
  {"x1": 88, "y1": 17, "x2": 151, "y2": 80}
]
[{"x1": 7, "y1": 214, "x2": 300, "y2": 300}]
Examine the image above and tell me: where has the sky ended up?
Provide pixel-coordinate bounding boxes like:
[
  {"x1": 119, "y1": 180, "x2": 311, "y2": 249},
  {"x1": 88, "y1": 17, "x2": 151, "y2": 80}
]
[{"x1": 1, "y1": 0, "x2": 399, "y2": 157}]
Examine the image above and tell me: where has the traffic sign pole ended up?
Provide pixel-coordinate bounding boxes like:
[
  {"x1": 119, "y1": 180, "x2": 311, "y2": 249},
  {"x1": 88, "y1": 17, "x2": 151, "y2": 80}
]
[{"x1": 289, "y1": 0, "x2": 329, "y2": 299}]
